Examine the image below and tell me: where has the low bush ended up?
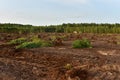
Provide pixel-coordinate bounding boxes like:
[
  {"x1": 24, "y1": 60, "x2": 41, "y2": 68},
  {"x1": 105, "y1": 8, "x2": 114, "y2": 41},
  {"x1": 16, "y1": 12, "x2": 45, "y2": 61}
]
[
  {"x1": 41, "y1": 41, "x2": 53, "y2": 47},
  {"x1": 16, "y1": 38, "x2": 52, "y2": 49},
  {"x1": 16, "y1": 40, "x2": 42, "y2": 49},
  {"x1": 72, "y1": 39, "x2": 92, "y2": 48},
  {"x1": 8, "y1": 38, "x2": 27, "y2": 45},
  {"x1": 30, "y1": 36, "x2": 40, "y2": 41},
  {"x1": 8, "y1": 36, "x2": 53, "y2": 49}
]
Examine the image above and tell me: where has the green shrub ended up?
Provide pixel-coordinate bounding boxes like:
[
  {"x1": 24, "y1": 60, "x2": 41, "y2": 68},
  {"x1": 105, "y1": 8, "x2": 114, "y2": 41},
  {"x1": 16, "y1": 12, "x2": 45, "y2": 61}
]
[
  {"x1": 16, "y1": 38, "x2": 52, "y2": 49},
  {"x1": 31, "y1": 37, "x2": 53, "y2": 47},
  {"x1": 8, "y1": 38, "x2": 27, "y2": 45},
  {"x1": 16, "y1": 41, "x2": 42, "y2": 49},
  {"x1": 30, "y1": 36, "x2": 40, "y2": 41},
  {"x1": 9, "y1": 36, "x2": 53, "y2": 49},
  {"x1": 72, "y1": 39, "x2": 92, "y2": 48},
  {"x1": 41, "y1": 41, "x2": 53, "y2": 47}
]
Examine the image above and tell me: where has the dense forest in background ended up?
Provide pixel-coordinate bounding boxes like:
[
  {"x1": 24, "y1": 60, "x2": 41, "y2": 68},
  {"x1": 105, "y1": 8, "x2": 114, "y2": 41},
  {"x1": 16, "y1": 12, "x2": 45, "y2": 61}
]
[{"x1": 0, "y1": 23, "x2": 120, "y2": 33}]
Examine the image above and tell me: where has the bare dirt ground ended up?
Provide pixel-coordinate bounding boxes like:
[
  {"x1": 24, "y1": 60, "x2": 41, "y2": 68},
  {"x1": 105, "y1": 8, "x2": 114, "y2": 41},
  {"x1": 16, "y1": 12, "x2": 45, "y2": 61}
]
[{"x1": 0, "y1": 33, "x2": 120, "y2": 80}]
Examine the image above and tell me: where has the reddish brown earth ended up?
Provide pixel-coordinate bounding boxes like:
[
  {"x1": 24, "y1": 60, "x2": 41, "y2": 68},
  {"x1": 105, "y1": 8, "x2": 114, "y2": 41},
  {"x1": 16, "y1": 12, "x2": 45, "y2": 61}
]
[{"x1": 0, "y1": 33, "x2": 120, "y2": 80}]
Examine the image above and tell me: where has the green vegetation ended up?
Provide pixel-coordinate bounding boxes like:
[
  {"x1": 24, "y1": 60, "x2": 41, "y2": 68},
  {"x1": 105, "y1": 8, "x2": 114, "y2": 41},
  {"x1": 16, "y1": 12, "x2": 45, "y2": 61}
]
[
  {"x1": 16, "y1": 41, "x2": 42, "y2": 49},
  {"x1": 8, "y1": 38, "x2": 27, "y2": 45},
  {"x1": 50, "y1": 36, "x2": 57, "y2": 41},
  {"x1": 72, "y1": 39, "x2": 92, "y2": 48},
  {"x1": 50, "y1": 35, "x2": 63, "y2": 41},
  {"x1": 0, "y1": 23, "x2": 120, "y2": 33},
  {"x1": 64, "y1": 64, "x2": 73, "y2": 70},
  {"x1": 8, "y1": 37, "x2": 52, "y2": 49},
  {"x1": 16, "y1": 38, "x2": 53, "y2": 49},
  {"x1": 30, "y1": 37, "x2": 53, "y2": 47},
  {"x1": 41, "y1": 41, "x2": 53, "y2": 47}
]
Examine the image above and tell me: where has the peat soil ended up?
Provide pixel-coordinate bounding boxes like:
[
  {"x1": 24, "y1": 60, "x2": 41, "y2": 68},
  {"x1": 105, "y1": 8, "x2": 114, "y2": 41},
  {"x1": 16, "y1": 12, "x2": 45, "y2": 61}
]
[{"x1": 0, "y1": 33, "x2": 120, "y2": 80}]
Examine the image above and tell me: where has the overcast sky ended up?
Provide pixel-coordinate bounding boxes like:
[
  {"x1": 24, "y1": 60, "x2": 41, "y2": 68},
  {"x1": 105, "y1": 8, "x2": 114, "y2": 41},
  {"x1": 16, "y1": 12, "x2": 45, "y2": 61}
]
[{"x1": 0, "y1": 0, "x2": 120, "y2": 25}]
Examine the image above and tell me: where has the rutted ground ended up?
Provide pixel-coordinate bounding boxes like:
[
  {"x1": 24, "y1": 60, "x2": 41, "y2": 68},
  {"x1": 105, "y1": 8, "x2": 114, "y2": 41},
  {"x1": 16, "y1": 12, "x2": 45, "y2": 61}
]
[{"x1": 0, "y1": 33, "x2": 120, "y2": 80}]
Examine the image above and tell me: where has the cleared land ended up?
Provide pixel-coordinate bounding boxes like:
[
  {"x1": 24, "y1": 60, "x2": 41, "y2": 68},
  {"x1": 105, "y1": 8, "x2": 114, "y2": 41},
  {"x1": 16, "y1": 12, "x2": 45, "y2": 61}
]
[{"x1": 0, "y1": 33, "x2": 120, "y2": 80}]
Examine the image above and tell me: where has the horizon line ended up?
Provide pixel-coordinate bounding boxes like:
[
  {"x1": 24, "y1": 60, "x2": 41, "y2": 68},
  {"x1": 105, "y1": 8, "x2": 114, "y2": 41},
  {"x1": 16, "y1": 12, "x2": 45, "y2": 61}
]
[{"x1": 0, "y1": 22, "x2": 120, "y2": 26}]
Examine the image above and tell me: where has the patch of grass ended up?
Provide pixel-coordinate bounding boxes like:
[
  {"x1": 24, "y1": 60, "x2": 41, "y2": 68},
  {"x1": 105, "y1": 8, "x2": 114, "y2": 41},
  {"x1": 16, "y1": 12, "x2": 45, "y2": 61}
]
[
  {"x1": 8, "y1": 36, "x2": 53, "y2": 49},
  {"x1": 16, "y1": 40, "x2": 42, "y2": 49},
  {"x1": 16, "y1": 38, "x2": 53, "y2": 49},
  {"x1": 30, "y1": 36, "x2": 40, "y2": 41},
  {"x1": 41, "y1": 41, "x2": 53, "y2": 47},
  {"x1": 8, "y1": 38, "x2": 27, "y2": 45},
  {"x1": 31, "y1": 37, "x2": 53, "y2": 47},
  {"x1": 72, "y1": 39, "x2": 92, "y2": 48}
]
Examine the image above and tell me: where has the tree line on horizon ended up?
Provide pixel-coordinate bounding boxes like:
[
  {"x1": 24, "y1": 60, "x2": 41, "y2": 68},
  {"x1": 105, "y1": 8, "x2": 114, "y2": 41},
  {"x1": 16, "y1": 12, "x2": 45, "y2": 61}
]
[{"x1": 0, "y1": 23, "x2": 120, "y2": 33}]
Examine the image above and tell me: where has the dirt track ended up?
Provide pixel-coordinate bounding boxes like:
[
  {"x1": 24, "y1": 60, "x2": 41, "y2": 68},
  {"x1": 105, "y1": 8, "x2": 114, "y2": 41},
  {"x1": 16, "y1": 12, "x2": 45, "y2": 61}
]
[{"x1": 0, "y1": 33, "x2": 120, "y2": 80}]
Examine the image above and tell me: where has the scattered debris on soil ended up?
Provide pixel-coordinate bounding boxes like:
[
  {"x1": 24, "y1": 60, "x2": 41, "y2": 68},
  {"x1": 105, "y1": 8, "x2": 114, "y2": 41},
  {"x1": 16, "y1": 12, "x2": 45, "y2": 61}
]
[{"x1": 0, "y1": 33, "x2": 120, "y2": 80}]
